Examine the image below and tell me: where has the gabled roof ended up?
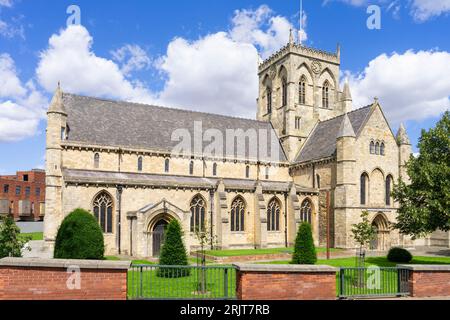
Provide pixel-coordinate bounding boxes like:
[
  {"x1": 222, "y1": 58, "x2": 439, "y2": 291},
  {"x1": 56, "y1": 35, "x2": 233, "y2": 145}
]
[
  {"x1": 295, "y1": 105, "x2": 372, "y2": 163},
  {"x1": 62, "y1": 93, "x2": 287, "y2": 162}
]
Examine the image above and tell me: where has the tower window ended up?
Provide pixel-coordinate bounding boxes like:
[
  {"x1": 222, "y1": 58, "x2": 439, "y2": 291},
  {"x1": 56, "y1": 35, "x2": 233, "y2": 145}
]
[
  {"x1": 386, "y1": 175, "x2": 393, "y2": 206},
  {"x1": 265, "y1": 167, "x2": 269, "y2": 179},
  {"x1": 137, "y1": 156, "x2": 143, "y2": 172},
  {"x1": 322, "y1": 81, "x2": 330, "y2": 108},
  {"x1": 299, "y1": 76, "x2": 306, "y2": 105},
  {"x1": 245, "y1": 165, "x2": 250, "y2": 178},
  {"x1": 375, "y1": 142, "x2": 380, "y2": 155},
  {"x1": 295, "y1": 117, "x2": 301, "y2": 130},
  {"x1": 189, "y1": 161, "x2": 194, "y2": 175},
  {"x1": 370, "y1": 141, "x2": 375, "y2": 154},
  {"x1": 360, "y1": 173, "x2": 369, "y2": 205},
  {"x1": 266, "y1": 87, "x2": 272, "y2": 114},
  {"x1": 94, "y1": 153, "x2": 100, "y2": 169},
  {"x1": 213, "y1": 163, "x2": 217, "y2": 176},
  {"x1": 380, "y1": 143, "x2": 385, "y2": 156},
  {"x1": 61, "y1": 127, "x2": 66, "y2": 140},
  {"x1": 165, "y1": 158, "x2": 170, "y2": 173},
  {"x1": 282, "y1": 77, "x2": 288, "y2": 107}
]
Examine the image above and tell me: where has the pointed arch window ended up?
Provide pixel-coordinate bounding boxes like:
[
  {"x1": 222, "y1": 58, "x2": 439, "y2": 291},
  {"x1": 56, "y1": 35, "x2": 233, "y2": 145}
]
[
  {"x1": 189, "y1": 161, "x2": 194, "y2": 175},
  {"x1": 94, "y1": 153, "x2": 100, "y2": 169},
  {"x1": 267, "y1": 198, "x2": 281, "y2": 231},
  {"x1": 322, "y1": 81, "x2": 330, "y2": 109},
  {"x1": 266, "y1": 87, "x2": 272, "y2": 114},
  {"x1": 386, "y1": 175, "x2": 393, "y2": 206},
  {"x1": 300, "y1": 199, "x2": 313, "y2": 224},
  {"x1": 380, "y1": 143, "x2": 385, "y2": 156},
  {"x1": 299, "y1": 76, "x2": 306, "y2": 105},
  {"x1": 245, "y1": 165, "x2": 250, "y2": 178},
  {"x1": 282, "y1": 77, "x2": 288, "y2": 107},
  {"x1": 190, "y1": 195, "x2": 206, "y2": 232},
  {"x1": 231, "y1": 197, "x2": 245, "y2": 232},
  {"x1": 213, "y1": 163, "x2": 217, "y2": 176},
  {"x1": 375, "y1": 142, "x2": 380, "y2": 155},
  {"x1": 360, "y1": 173, "x2": 369, "y2": 205},
  {"x1": 370, "y1": 141, "x2": 375, "y2": 154},
  {"x1": 164, "y1": 158, "x2": 170, "y2": 173},
  {"x1": 137, "y1": 156, "x2": 143, "y2": 172},
  {"x1": 93, "y1": 192, "x2": 114, "y2": 233}
]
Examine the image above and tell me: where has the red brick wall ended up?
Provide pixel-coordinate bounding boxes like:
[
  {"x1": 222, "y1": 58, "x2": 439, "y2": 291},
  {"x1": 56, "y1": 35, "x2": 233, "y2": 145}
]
[
  {"x1": 236, "y1": 269, "x2": 336, "y2": 300},
  {"x1": 408, "y1": 271, "x2": 450, "y2": 298},
  {"x1": 0, "y1": 266, "x2": 127, "y2": 300}
]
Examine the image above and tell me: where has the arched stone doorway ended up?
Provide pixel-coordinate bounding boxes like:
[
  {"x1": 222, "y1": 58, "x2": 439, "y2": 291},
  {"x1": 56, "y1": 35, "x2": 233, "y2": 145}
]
[
  {"x1": 152, "y1": 219, "x2": 169, "y2": 257},
  {"x1": 371, "y1": 214, "x2": 390, "y2": 251}
]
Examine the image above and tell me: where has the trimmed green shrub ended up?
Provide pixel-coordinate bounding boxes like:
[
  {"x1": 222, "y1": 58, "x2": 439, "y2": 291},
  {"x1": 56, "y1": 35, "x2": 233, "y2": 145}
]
[
  {"x1": 387, "y1": 247, "x2": 413, "y2": 263},
  {"x1": 157, "y1": 219, "x2": 190, "y2": 277},
  {"x1": 291, "y1": 222, "x2": 317, "y2": 264},
  {"x1": 54, "y1": 208, "x2": 104, "y2": 260}
]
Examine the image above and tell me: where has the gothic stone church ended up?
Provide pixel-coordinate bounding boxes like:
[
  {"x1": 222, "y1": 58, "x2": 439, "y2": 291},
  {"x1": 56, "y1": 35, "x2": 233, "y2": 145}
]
[{"x1": 44, "y1": 40, "x2": 415, "y2": 257}]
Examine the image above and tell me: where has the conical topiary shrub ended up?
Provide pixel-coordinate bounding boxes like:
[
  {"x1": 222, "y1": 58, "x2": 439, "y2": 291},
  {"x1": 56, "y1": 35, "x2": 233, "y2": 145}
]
[
  {"x1": 291, "y1": 222, "x2": 317, "y2": 264},
  {"x1": 157, "y1": 219, "x2": 190, "y2": 278},
  {"x1": 54, "y1": 208, "x2": 104, "y2": 260}
]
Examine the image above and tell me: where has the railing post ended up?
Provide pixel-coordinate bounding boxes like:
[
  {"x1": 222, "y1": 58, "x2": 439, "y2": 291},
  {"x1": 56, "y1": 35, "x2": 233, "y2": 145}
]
[
  {"x1": 339, "y1": 268, "x2": 345, "y2": 298},
  {"x1": 224, "y1": 268, "x2": 228, "y2": 299},
  {"x1": 139, "y1": 266, "x2": 143, "y2": 299}
]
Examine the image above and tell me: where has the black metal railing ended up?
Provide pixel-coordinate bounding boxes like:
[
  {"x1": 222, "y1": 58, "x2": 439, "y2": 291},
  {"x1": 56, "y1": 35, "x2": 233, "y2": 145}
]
[
  {"x1": 128, "y1": 265, "x2": 236, "y2": 300},
  {"x1": 338, "y1": 267, "x2": 410, "y2": 299}
]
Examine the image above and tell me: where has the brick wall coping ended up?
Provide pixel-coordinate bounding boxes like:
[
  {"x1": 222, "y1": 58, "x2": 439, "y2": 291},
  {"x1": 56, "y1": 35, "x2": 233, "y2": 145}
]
[
  {"x1": 233, "y1": 263, "x2": 337, "y2": 273},
  {"x1": 397, "y1": 264, "x2": 450, "y2": 271},
  {"x1": 0, "y1": 257, "x2": 131, "y2": 270}
]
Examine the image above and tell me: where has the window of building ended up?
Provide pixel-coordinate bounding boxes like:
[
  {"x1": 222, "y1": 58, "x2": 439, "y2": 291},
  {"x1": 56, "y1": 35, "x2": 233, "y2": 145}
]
[
  {"x1": 380, "y1": 143, "x2": 385, "y2": 156},
  {"x1": 15, "y1": 186, "x2": 21, "y2": 196},
  {"x1": 375, "y1": 142, "x2": 380, "y2": 155},
  {"x1": 61, "y1": 127, "x2": 66, "y2": 140},
  {"x1": 36, "y1": 187, "x2": 40, "y2": 196},
  {"x1": 300, "y1": 199, "x2": 313, "y2": 224},
  {"x1": 23, "y1": 174, "x2": 29, "y2": 182},
  {"x1": 231, "y1": 197, "x2": 245, "y2": 232},
  {"x1": 316, "y1": 174, "x2": 321, "y2": 189},
  {"x1": 267, "y1": 198, "x2": 280, "y2": 231},
  {"x1": 360, "y1": 173, "x2": 369, "y2": 205},
  {"x1": 9, "y1": 201, "x2": 13, "y2": 215},
  {"x1": 137, "y1": 156, "x2": 143, "y2": 172},
  {"x1": 266, "y1": 87, "x2": 272, "y2": 114},
  {"x1": 94, "y1": 153, "x2": 100, "y2": 169},
  {"x1": 213, "y1": 163, "x2": 217, "y2": 176},
  {"x1": 299, "y1": 76, "x2": 306, "y2": 105},
  {"x1": 3, "y1": 184, "x2": 9, "y2": 194},
  {"x1": 295, "y1": 117, "x2": 301, "y2": 130},
  {"x1": 265, "y1": 167, "x2": 269, "y2": 179},
  {"x1": 322, "y1": 81, "x2": 330, "y2": 108},
  {"x1": 386, "y1": 175, "x2": 393, "y2": 206},
  {"x1": 25, "y1": 187, "x2": 30, "y2": 197},
  {"x1": 190, "y1": 195, "x2": 206, "y2": 232},
  {"x1": 93, "y1": 192, "x2": 114, "y2": 233},
  {"x1": 165, "y1": 158, "x2": 170, "y2": 173},
  {"x1": 282, "y1": 77, "x2": 288, "y2": 107},
  {"x1": 370, "y1": 141, "x2": 375, "y2": 154},
  {"x1": 189, "y1": 161, "x2": 194, "y2": 175},
  {"x1": 245, "y1": 165, "x2": 250, "y2": 178}
]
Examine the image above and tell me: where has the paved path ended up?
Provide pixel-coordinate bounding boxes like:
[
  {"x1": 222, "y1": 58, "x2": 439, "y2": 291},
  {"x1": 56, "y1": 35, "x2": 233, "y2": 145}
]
[{"x1": 21, "y1": 240, "x2": 52, "y2": 259}]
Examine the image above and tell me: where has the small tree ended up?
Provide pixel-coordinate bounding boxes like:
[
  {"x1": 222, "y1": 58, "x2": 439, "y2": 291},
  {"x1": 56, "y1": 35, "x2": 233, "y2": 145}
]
[
  {"x1": 193, "y1": 220, "x2": 217, "y2": 293},
  {"x1": 0, "y1": 216, "x2": 31, "y2": 258},
  {"x1": 54, "y1": 208, "x2": 104, "y2": 260},
  {"x1": 291, "y1": 222, "x2": 317, "y2": 264},
  {"x1": 351, "y1": 211, "x2": 377, "y2": 266},
  {"x1": 158, "y1": 219, "x2": 189, "y2": 278}
]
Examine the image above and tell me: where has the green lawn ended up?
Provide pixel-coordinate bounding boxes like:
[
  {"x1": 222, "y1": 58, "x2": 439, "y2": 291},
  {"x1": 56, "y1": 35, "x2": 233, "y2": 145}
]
[
  {"x1": 203, "y1": 246, "x2": 339, "y2": 257},
  {"x1": 127, "y1": 266, "x2": 236, "y2": 299},
  {"x1": 19, "y1": 232, "x2": 43, "y2": 241}
]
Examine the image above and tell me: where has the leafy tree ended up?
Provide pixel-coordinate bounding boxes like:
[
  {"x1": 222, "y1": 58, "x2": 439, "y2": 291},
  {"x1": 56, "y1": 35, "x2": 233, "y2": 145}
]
[
  {"x1": 158, "y1": 219, "x2": 189, "y2": 278},
  {"x1": 291, "y1": 222, "x2": 317, "y2": 264},
  {"x1": 393, "y1": 111, "x2": 450, "y2": 238},
  {"x1": 0, "y1": 216, "x2": 31, "y2": 258},
  {"x1": 351, "y1": 211, "x2": 376, "y2": 268},
  {"x1": 54, "y1": 208, "x2": 104, "y2": 260}
]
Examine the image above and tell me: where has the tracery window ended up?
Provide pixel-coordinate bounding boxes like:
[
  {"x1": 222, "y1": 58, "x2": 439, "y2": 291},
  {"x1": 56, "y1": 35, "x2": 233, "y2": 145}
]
[{"x1": 93, "y1": 192, "x2": 114, "y2": 233}]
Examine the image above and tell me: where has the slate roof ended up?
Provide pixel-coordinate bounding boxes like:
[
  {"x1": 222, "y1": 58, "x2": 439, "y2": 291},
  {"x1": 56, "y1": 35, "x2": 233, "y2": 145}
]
[
  {"x1": 62, "y1": 168, "x2": 317, "y2": 194},
  {"x1": 295, "y1": 105, "x2": 373, "y2": 163},
  {"x1": 63, "y1": 93, "x2": 287, "y2": 162}
]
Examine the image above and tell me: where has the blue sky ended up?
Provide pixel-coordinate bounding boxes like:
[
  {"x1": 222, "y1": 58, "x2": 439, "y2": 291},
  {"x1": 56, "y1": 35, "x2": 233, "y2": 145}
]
[{"x1": 0, "y1": 0, "x2": 449, "y2": 174}]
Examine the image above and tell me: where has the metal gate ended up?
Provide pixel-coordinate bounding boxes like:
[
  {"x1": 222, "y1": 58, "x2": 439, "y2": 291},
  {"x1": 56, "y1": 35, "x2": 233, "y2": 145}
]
[
  {"x1": 128, "y1": 265, "x2": 236, "y2": 300},
  {"x1": 338, "y1": 267, "x2": 410, "y2": 299}
]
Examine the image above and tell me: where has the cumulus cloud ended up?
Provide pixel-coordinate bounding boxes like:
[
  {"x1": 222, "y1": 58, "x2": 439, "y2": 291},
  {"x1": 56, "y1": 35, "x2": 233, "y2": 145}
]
[
  {"x1": 36, "y1": 25, "x2": 155, "y2": 104},
  {"x1": 0, "y1": 54, "x2": 47, "y2": 142},
  {"x1": 411, "y1": 0, "x2": 450, "y2": 22},
  {"x1": 157, "y1": 5, "x2": 298, "y2": 118},
  {"x1": 0, "y1": 0, "x2": 13, "y2": 7},
  {"x1": 345, "y1": 50, "x2": 450, "y2": 125},
  {"x1": 111, "y1": 44, "x2": 151, "y2": 76}
]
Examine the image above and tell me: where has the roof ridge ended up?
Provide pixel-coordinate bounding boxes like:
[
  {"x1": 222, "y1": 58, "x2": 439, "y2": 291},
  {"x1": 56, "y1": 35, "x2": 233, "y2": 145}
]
[
  {"x1": 63, "y1": 93, "x2": 269, "y2": 124},
  {"x1": 316, "y1": 104, "x2": 372, "y2": 125}
]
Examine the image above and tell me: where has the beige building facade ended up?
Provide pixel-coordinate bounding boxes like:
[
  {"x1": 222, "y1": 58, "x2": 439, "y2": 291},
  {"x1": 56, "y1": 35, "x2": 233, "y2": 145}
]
[{"x1": 44, "y1": 38, "x2": 428, "y2": 257}]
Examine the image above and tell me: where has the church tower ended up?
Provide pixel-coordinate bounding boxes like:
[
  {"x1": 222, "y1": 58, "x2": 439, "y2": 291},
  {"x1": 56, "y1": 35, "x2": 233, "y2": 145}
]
[{"x1": 257, "y1": 34, "x2": 351, "y2": 161}]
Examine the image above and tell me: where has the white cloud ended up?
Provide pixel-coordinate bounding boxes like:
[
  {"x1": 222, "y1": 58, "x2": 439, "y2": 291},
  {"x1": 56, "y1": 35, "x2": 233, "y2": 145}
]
[
  {"x1": 0, "y1": 54, "x2": 48, "y2": 142},
  {"x1": 111, "y1": 44, "x2": 151, "y2": 76},
  {"x1": 411, "y1": 0, "x2": 450, "y2": 22},
  {"x1": 36, "y1": 25, "x2": 155, "y2": 104},
  {"x1": 0, "y1": 0, "x2": 13, "y2": 7},
  {"x1": 346, "y1": 50, "x2": 450, "y2": 125},
  {"x1": 157, "y1": 5, "x2": 298, "y2": 118}
]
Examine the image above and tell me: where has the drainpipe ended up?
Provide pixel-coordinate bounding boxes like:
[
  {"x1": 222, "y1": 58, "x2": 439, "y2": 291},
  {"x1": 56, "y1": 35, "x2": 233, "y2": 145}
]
[
  {"x1": 117, "y1": 185, "x2": 123, "y2": 255},
  {"x1": 284, "y1": 192, "x2": 288, "y2": 248}
]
